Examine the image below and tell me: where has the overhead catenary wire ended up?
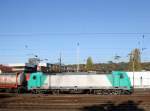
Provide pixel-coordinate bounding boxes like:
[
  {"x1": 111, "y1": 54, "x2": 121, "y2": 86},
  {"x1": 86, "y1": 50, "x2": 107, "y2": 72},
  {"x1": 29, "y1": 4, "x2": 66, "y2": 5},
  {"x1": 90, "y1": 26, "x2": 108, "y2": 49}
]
[
  {"x1": 0, "y1": 33, "x2": 149, "y2": 64},
  {"x1": 0, "y1": 32, "x2": 150, "y2": 36}
]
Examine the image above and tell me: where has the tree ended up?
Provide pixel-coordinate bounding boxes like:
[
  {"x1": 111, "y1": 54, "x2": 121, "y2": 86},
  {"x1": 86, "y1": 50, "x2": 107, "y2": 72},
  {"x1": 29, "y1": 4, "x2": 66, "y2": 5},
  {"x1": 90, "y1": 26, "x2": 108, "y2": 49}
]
[
  {"x1": 86, "y1": 57, "x2": 94, "y2": 71},
  {"x1": 128, "y1": 48, "x2": 142, "y2": 71},
  {"x1": 108, "y1": 61, "x2": 113, "y2": 64}
]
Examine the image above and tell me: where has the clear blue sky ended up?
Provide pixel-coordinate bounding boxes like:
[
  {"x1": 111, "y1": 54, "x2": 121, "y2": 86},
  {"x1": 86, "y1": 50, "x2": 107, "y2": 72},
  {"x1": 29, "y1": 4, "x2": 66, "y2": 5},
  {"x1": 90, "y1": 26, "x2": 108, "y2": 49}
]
[{"x1": 0, "y1": 0, "x2": 150, "y2": 64}]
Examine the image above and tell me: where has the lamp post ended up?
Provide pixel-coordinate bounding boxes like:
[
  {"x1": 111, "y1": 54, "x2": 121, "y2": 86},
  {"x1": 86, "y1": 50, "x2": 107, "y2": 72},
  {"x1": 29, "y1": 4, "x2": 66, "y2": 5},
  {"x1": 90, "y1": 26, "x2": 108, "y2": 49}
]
[
  {"x1": 77, "y1": 42, "x2": 80, "y2": 72},
  {"x1": 128, "y1": 52, "x2": 135, "y2": 92},
  {"x1": 131, "y1": 51, "x2": 135, "y2": 92}
]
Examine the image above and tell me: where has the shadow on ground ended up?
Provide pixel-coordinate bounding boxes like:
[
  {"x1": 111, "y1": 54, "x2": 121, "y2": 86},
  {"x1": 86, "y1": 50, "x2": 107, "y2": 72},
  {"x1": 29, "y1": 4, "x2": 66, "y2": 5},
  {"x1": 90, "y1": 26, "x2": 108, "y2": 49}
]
[
  {"x1": 0, "y1": 94, "x2": 14, "y2": 99},
  {"x1": 82, "y1": 100, "x2": 144, "y2": 111},
  {"x1": 0, "y1": 94, "x2": 15, "y2": 108}
]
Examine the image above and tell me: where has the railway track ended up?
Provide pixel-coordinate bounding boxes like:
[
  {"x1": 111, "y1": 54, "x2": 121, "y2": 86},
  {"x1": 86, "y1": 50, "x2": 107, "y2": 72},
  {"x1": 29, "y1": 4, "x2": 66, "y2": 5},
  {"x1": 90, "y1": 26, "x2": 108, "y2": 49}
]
[{"x1": 0, "y1": 92, "x2": 150, "y2": 111}]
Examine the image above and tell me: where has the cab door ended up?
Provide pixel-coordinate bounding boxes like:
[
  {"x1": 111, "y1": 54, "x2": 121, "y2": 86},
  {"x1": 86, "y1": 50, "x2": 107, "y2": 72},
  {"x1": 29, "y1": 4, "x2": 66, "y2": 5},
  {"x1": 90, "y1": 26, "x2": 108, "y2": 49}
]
[
  {"x1": 113, "y1": 74, "x2": 120, "y2": 87},
  {"x1": 113, "y1": 73, "x2": 127, "y2": 87},
  {"x1": 112, "y1": 71, "x2": 131, "y2": 90},
  {"x1": 33, "y1": 75, "x2": 41, "y2": 88},
  {"x1": 28, "y1": 74, "x2": 41, "y2": 89}
]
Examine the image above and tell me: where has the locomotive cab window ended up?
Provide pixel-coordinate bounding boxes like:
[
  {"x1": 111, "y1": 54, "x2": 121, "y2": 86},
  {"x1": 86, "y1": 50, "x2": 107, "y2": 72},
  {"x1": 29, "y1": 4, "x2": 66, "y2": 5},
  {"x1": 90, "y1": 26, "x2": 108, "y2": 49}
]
[
  {"x1": 33, "y1": 75, "x2": 36, "y2": 80},
  {"x1": 120, "y1": 74, "x2": 124, "y2": 79}
]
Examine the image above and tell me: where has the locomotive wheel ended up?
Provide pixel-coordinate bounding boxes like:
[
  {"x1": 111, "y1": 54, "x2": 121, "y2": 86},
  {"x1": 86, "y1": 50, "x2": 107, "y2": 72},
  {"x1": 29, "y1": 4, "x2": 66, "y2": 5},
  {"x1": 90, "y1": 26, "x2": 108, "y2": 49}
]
[
  {"x1": 31, "y1": 89, "x2": 37, "y2": 94},
  {"x1": 52, "y1": 90, "x2": 60, "y2": 95},
  {"x1": 112, "y1": 90, "x2": 121, "y2": 95}
]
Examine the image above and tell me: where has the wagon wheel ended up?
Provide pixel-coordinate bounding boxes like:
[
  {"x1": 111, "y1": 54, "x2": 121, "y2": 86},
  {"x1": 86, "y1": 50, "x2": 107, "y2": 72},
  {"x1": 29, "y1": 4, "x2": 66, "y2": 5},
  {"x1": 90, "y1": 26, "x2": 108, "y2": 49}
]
[
  {"x1": 17, "y1": 87, "x2": 21, "y2": 94},
  {"x1": 6, "y1": 89, "x2": 12, "y2": 93}
]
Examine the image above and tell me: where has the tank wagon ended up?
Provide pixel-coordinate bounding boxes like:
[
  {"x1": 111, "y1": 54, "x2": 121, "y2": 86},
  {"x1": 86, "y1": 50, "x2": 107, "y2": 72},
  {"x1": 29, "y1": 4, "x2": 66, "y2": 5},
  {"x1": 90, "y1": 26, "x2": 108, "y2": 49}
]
[
  {"x1": 0, "y1": 73, "x2": 26, "y2": 92},
  {"x1": 27, "y1": 71, "x2": 132, "y2": 94}
]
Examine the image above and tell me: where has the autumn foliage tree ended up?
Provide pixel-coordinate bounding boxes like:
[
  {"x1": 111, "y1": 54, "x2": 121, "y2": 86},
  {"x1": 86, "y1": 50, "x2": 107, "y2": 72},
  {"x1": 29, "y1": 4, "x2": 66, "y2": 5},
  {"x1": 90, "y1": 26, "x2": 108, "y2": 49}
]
[
  {"x1": 128, "y1": 48, "x2": 142, "y2": 71},
  {"x1": 86, "y1": 57, "x2": 94, "y2": 71}
]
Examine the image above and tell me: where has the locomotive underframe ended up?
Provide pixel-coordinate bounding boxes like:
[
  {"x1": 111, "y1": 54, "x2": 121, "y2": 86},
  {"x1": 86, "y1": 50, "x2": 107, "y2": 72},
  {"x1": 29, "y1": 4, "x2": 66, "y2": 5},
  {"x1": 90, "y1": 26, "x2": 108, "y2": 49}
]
[{"x1": 30, "y1": 87, "x2": 132, "y2": 95}]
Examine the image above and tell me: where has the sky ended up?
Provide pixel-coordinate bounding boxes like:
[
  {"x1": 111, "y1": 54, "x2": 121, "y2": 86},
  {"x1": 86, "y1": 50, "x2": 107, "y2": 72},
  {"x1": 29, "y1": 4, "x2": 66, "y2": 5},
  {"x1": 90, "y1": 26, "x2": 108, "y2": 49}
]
[{"x1": 0, "y1": 0, "x2": 150, "y2": 64}]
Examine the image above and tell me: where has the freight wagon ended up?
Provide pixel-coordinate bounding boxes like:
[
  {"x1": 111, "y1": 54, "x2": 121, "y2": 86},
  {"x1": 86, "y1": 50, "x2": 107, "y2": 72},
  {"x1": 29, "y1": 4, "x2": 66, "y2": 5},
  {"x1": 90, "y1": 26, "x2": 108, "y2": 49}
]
[
  {"x1": 27, "y1": 71, "x2": 132, "y2": 94},
  {"x1": 0, "y1": 73, "x2": 26, "y2": 92},
  {"x1": 126, "y1": 72, "x2": 150, "y2": 88}
]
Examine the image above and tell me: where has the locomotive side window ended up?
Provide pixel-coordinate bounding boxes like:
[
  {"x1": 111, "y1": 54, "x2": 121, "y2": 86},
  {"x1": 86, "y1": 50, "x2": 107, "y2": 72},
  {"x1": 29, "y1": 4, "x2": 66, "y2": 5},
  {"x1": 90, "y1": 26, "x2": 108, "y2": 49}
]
[
  {"x1": 120, "y1": 74, "x2": 124, "y2": 79},
  {"x1": 33, "y1": 75, "x2": 36, "y2": 80}
]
